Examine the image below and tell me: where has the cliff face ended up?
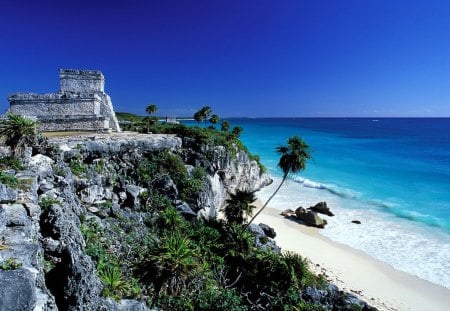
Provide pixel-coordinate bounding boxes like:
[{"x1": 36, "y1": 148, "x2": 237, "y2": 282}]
[
  {"x1": 0, "y1": 133, "x2": 271, "y2": 310},
  {"x1": 198, "y1": 146, "x2": 271, "y2": 219}
]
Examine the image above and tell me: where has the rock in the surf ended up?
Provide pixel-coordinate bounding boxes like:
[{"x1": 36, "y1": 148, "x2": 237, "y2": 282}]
[
  {"x1": 295, "y1": 207, "x2": 328, "y2": 228},
  {"x1": 309, "y1": 201, "x2": 334, "y2": 216}
]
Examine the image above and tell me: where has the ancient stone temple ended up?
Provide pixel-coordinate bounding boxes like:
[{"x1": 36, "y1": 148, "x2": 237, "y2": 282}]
[{"x1": 7, "y1": 69, "x2": 121, "y2": 132}]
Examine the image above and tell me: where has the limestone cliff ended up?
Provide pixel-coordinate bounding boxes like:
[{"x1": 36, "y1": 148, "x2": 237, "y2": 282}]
[{"x1": 0, "y1": 132, "x2": 270, "y2": 310}]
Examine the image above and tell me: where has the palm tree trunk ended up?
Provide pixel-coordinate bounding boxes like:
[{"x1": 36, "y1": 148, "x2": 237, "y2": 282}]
[{"x1": 244, "y1": 174, "x2": 287, "y2": 229}]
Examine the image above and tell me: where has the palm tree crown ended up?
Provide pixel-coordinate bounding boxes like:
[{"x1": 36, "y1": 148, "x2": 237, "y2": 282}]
[
  {"x1": 146, "y1": 104, "x2": 158, "y2": 116},
  {"x1": 222, "y1": 189, "x2": 257, "y2": 225},
  {"x1": 209, "y1": 114, "x2": 220, "y2": 127},
  {"x1": 276, "y1": 136, "x2": 311, "y2": 176}
]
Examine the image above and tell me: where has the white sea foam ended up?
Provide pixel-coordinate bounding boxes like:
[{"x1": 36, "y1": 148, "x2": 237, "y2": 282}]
[{"x1": 257, "y1": 175, "x2": 450, "y2": 289}]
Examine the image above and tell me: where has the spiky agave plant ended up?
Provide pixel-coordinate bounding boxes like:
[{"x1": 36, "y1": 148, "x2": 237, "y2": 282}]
[
  {"x1": 143, "y1": 232, "x2": 199, "y2": 295},
  {"x1": 0, "y1": 112, "x2": 38, "y2": 156},
  {"x1": 98, "y1": 266, "x2": 127, "y2": 300}
]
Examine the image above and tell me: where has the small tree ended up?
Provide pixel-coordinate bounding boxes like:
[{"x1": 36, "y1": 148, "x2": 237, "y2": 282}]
[
  {"x1": 246, "y1": 136, "x2": 311, "y2": 228},
  {"x1": 193, "y1": 106, "x2": 212, "y2": 125},
  {"x1": 146, "y1": 104, "x2": 158, "y2": 116},
  {"x1": 231, "y1": 126, "x2": 243, "y2": 138},
  {"x1": 209, "y1": 114, "x2": 220, "y2": 128},
  {"x1": 221, "y1": 120, "x2": 230, "y2": 132},
  {"x1": 222, "y1": 189, "x2": 257, "y2": 225},
  {"x1": 0, "y1": 113, "x2": 38, "y2": 156}
]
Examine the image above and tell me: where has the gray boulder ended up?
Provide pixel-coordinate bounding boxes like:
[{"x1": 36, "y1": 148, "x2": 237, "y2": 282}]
[
  {"x1": 259, "y1": 223, "x2": 276, "y2": 238},
  {"x1": 80, "y1": 185, "x2": 104, "y2": 204},
  {"x1": 295, "y1": 207, "x2": 327, "y2": 228},
  {"x1": 1, "y1": 203, "x2": 30, "y2": 227},
  {"x1": 0, "y1": 183, "x2": 18, "y2": 204},
  {"x1": 28, "y1": 154, "x2": 54, "y2": 176},
  {"x1": 248, "y1": 223, "x2": 265, "y2": 236},
  {"x1": 310, "y1": 201, "x2": 334, "y2": 216},
  {"x1": 0, "y1": 269, "x2": 37, "y2": 311},
  {"x1": 336, "y1": 292, "x2": 377, "y2": 311}
]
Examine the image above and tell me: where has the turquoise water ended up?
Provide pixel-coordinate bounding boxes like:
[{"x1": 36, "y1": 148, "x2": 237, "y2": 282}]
[{"x1": 224, "y1": 118, "x2": 450, "y2": 288}]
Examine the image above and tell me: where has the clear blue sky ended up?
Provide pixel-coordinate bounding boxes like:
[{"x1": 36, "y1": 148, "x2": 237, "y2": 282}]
[{"x1": 1, "y1": 0, "x2": 450, "y2": 117}]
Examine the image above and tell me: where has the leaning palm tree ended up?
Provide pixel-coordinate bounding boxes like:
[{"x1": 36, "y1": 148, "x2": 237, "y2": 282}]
[
  {"x1": 0, "y1": 112, "x2": 38, "y2": 156},
  {"x1": 245, "y1": 136, "x2": 311, "y2": 228},
  {"x1": 222, "y1": 189, "x2": 257, "y2": 225}
]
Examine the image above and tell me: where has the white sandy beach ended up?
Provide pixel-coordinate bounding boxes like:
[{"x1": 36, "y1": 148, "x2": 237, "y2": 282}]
[{"x1": 253, "y1": 202, "x2": 450, "y2": 311}]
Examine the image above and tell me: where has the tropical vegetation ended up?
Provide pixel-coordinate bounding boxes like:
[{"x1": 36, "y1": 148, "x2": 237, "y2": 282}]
[
  {"x1": 76, "y1": 111, "x2": 326, "y2": 309},
  {"x1": 0, "y1": 112, "x2": 38, "y2": 156}
]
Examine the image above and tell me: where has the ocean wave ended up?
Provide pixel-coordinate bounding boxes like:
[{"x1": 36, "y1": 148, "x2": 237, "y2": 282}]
[
  {"x1": 392, "y1": 209, "x2": 449, "y2": 230},
  {"x1": 291, "y1": 176, "x2": 360, "y2": 200},
  {"x1": 273, "y1": 174, "x2": 449, "y2": 232}
]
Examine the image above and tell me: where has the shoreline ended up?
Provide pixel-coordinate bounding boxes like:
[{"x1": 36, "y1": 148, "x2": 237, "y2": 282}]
[{"x1": 253, "y1": 202, "x2": 450, "y2": 311}]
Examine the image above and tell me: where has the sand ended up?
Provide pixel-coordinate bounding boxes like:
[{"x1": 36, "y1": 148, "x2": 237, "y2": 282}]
[{"x1": 252, "y1": 203, "x2": 450, "y2": 311}]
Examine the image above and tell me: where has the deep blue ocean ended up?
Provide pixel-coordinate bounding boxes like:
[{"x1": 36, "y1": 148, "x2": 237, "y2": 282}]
[{"x1": 224, "y1": 118, "x2": 450, "y2": 288}]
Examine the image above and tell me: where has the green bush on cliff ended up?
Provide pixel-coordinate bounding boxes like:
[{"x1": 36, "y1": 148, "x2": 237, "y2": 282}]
[
  {"x1": 136, "y1": 150, "x2": 205, "y2": 206},
  {"x1": 116, "y1": 111, "x2": 266, "y2": 172},
  {"x1": 0, "y1": 171, "x2": 19, "y2": 188},
  {"x1": 69, "y1": 160, "x2": 88, "y2": 177},
  {"x1": 0, "y1": 156, "x2": 24, "y2": 170}
]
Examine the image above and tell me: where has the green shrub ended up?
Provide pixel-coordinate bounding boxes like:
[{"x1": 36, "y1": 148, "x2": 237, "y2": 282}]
[
  {"x1": 147, "y1": 190, "x2": 174, "y2": 211},
  {"x1": 191, "y1": 166, "x2": 207, "y2": 180},
  {"x1": 93, "y1": 159, "x2": 106, "y2": 174},
  {"x1": 70, "y1": 160, "x2": 88, "y2": 177},
  {"x1": 0, "y1": 156, "x2": 24, "y2": 170},
  {"x1": 0, "y1": 171, "x2": 19, "y2": 188},
  {"x1": 159, "y1": 206, "x2": 183, "y2": 230},
  {"x1": 39, "y1": 197, "x2": 61, "y2": 209},
  {"x1": 1, "y1": 258, "x2": 22, "y2": 270},
  {"x1": 97, "y1": 201, "x2": 112, "y2": 210}
]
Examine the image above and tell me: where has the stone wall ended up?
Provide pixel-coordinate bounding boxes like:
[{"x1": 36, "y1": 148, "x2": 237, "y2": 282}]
[
  {"x1": 7, "y1": 69, "x2": 121, "y2": 132},
  {"x1": 59, "y1": 69, "x2": 105, "y2": 93},
  {"x1": 8, "y1": 94, "x2": 102, "y2": 117}
]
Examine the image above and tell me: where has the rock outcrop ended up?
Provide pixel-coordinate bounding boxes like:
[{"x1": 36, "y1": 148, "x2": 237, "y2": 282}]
[
  {"x1": 0, "y1": 132, "x2": 270, "y2": 310},
  {"x1": 196, "y1": 146, "x2": 272, "y2": 219}
]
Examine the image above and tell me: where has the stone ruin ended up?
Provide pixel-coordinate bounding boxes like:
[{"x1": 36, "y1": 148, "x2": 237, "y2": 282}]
[{"x1": 7, "y1": 69, "x2": 121, "y2": 132}]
